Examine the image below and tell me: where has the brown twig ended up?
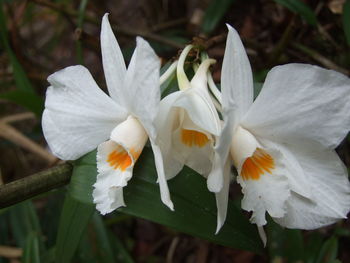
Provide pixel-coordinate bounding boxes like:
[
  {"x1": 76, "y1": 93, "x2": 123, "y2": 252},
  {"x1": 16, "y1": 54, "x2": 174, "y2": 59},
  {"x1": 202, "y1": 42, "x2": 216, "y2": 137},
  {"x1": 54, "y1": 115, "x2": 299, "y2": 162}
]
[
  {"x1": 0, "y1": 163, "x2": 72, "y2": 208},
  {"x1": 0, "y1": 114, "x2": 57, "y2": 164},
  {"x1": 292, "y1": 43, "x2": 349, "y2": 75},
  {"x1": 0, "y1": 246, "x2": 22, "y2": 259},
  {"x1": 166, "y1": 236, "x2": 180, "y2": 263}
]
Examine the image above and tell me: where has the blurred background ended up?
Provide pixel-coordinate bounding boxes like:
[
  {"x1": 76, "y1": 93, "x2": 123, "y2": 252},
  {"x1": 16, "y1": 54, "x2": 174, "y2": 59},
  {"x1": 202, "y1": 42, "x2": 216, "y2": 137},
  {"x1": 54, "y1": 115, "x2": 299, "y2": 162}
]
[{"x1": 0, "y1": 0, "x2": 350, "y2": 262}]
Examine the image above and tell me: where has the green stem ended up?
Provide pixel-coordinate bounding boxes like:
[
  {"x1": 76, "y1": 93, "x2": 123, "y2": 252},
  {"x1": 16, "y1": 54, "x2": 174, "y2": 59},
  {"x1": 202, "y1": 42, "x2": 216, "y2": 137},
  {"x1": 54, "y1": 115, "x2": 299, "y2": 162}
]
[{"x1": 0, "y1": 163, "x2": 73, "y2": 209}]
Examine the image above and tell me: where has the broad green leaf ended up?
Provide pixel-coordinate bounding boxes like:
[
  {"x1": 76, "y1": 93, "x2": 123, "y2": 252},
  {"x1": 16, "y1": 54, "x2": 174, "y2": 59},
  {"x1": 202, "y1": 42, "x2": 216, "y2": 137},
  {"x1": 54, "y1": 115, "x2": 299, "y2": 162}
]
[
  {"x1": 201, "y1": 0, "x2": 235, "y2": 35},
  {"x1": 8, "y1": 201, "x2": 43, "y2": 249},
  {"x1": 343, "y1": 0, "x2": 350, "y2": 46},
  {"x1": 23, "y1": 232, "x2": 41, "y2": 263},
  {"x1": 55, "y1": 194, "x2": 95, "y2": 263},
  {"x1": 69, "y1": 151, "x2": 97, "y2": 204},
  {"x1": 92, "y1": 214, "x2": 116, "y2": 263},
  {"x1": 69, "y1": 148, "x2": 263, "y2": 253},
  {"x1": 273, "y1": 0, "x2": 317, "y2": 26},
  {"x1": 0, "y1": 3, "x2": 35, "y2": 93},
  {"x1": 315, "y1": 236, "x2": 338, "y2": 263},
  {"x1": 0, "y1": 90, "x2": 44, "y2": 116}
]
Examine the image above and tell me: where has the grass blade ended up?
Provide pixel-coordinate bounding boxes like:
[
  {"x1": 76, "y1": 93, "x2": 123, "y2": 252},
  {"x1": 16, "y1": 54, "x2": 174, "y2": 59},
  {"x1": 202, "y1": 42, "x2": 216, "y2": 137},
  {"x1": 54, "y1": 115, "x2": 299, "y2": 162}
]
[{"x1": 55, "y1": 194, "x2": 94, "y2": 263}]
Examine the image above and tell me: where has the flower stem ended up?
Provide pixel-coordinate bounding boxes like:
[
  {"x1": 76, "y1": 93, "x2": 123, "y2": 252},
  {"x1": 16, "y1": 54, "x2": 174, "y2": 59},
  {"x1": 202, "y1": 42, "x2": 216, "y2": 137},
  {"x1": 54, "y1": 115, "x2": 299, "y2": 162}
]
[{"x1": 0, "y1": 163, "x2": 73, "y2": 208}]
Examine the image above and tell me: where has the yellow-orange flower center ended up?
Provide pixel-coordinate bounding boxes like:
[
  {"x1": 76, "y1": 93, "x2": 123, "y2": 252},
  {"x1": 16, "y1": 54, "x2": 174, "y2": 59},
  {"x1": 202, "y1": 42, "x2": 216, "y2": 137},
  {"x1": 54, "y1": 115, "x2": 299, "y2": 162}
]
[
  {"x1": 107, "y1": 145, "x2": 140, "y2": 171},
  {"x1": 241, "y1": 148, "x2": 274, "y2": 180},
  {"x1": 181, "y1": 129, "x2": 209, "y2": 147}
]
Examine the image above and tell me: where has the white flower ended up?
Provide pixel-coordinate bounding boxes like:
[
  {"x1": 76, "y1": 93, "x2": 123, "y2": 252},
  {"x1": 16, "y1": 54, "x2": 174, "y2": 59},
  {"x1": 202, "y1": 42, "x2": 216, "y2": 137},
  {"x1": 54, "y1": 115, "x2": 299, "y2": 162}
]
[
  {"x1": 209, "y1": 25, "x2": 350, "y2": 235},
  {"x1": 42, "y1": 14, "x2": 173, "y2": 214},
  {"x1": 155, "y1": 45, "x2": 221, "y2": 182}
]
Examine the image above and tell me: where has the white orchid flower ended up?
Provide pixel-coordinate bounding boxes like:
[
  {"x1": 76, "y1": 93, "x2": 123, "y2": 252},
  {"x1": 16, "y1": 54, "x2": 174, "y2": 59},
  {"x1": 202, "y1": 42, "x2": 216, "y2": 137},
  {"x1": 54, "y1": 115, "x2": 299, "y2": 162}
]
[
  {"x1": 208, "y1": 25, "x2": 350, "y2": 236},
  {"x1": 156, "y1": 45, "x2": 221, "y2": 182},
  {"x1": 42, "y1": 14, "x2": 173, "y2": 214}
]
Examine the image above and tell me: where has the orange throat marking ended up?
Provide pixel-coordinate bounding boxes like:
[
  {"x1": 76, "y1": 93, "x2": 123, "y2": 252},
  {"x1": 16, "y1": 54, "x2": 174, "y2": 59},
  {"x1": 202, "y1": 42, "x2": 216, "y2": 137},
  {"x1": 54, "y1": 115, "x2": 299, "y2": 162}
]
[
  {"x1": 107, "y1": 145, "x2": 140, "y2": 171},
  {"x1": 241, "y1": 148, "x2": 275, "y2": 180},
  {"x1": 181, "y1": 129, "x2": 210, "y2": 147}
]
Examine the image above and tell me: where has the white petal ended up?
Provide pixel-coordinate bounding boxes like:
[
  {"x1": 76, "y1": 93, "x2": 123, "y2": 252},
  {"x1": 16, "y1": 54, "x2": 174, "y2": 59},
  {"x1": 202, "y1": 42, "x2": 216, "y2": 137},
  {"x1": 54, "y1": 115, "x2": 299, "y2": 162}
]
[
  {"x1": 242, "y1": 64, "x2": 350, "y2": 149},
  {"x1": 171, "y1": 109, "x2": 215, "y2": 176},
  {"x1": 123, "y1": 37, "x2": 161, "y2": 139},
  {"x1": 172, "y1": 88, "x2": 221, "y2": 136},
  {"x1": 93, "y1": 116, "x2": 148, "y2": 214},
  {"x1": 150, "y1": 139, "x2": 174, "y2": 210},
  {"x1": 237, "y1": 147, "x2": 291, "y2": 226},
  {"x1": 42, "y1": 65, "x2": 127, "y2": 160},
  {"x1": 101, "y1": 14, "x2": 127, "y2": 104},
  {"x1": 259, "y1": 139, "x2": 312, "y2": 199},
  {"x1": 215, "y1": 159, "x2": 232, "y2": 234},
  {"x1": 93, "y1": 141, "x2": 130, "y2": 214},
  {"x1": 257, "y1": 226, "x2": 267, "y2": 247},
  {"x1": 156, "y1": 89, "x2": 220, "y2": 179},
  {"x1": 207, "y1": 108, "x2": 235, "y2": 192},
  {"x1": 155, "y1": 91, "x2": 185, "y2": 180},
  {"x1": 273, "y1": 141, "x2": 350, "y2": 229},
  {"x1": 221, "y1": 25, "x2": 253, "y2": 122}
]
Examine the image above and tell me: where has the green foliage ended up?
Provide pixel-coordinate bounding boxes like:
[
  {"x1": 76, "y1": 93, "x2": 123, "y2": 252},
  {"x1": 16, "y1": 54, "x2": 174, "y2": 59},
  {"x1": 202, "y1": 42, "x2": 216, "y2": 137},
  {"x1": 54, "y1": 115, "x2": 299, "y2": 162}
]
[
  {"x1": 315, "y1": 236, "x2": 339, "y2": 263},
  {"x1": 273, "y1": 0, "x2": 318, "y2": 25},
  {"x1": 0, "y1": 90, "x2": 44, "y2": 117},
  {"x1": 55, "y1": 195, "x2": 95, "y2": 263},
  {"x1": 201, "y1": 0, "x2": 235, "y2": 35},
  {"x1": 68, "y1": 148, "x2": 263, "y2": 253},
  {"x1": 343, "y1": 0, "x2": 350, "y2": 46},
  {"x1": 23, "y1": 232, "x2": 41, "y2": 263}
]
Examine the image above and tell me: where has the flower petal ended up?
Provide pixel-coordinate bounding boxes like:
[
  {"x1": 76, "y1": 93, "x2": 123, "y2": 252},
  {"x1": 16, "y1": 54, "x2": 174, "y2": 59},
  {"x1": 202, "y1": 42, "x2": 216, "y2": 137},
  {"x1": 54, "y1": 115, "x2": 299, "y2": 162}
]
[
  {"x1": 207, "y1": 108, "x2": 235, "y2": 192},
  {"x1": 237, "y1": 147, "x2": 291, "y2": 226},
  {"x1": 42, "y1": 65, "x2": 127, "y2": 160},
  {"x1": 242, "y1": 64, "x2": 350, "y2": 149},
  {"x1": 173, "y1": 88, "x2": 221, "y2": 136},
  {"x1": 123, "y1": 37, "x2": 161, "y2": 139},
  {"x1": 273, "y1": 141, "x2": 350, "y2": 229},
  {"x1": 93, "y1": 141, "x2": 130, "y2": 214},
  {"x1": 150, "y1": 139, "x2": 174, "y2": 210},
  {"x1": 93, "y1": 116, "x2": 148, "y2": 214},
  {"x1": 215, "y1": 159, "x2": 232, "y2": 234},
  {"x1": 221, "y1": 25, "x2": 253, "y2": 122},
  {"x1": 171, "y1": 109, "x2": 215, "y2": 176},
  {"x1": 101, "y1": 13, "x2": 127, "y2": 105}
]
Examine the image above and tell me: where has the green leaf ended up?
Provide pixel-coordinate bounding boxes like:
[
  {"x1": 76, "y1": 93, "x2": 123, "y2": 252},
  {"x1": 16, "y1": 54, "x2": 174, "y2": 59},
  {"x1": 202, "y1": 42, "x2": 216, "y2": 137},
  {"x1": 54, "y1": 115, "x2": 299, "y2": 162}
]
[
  {"x1": 69, "y1": 150, "x2": 97, "y2": 204},
  {"x1": 0, "y1": 3, "x2": 35, "y2": 93},
  {"x1": 91, "y1": 214, "x2": 116, "y2": 263},
  {"x1": 8, "y1": 201, "x2": 43, "y2": 248},
  {"x1": 69, "y1": 148, "x2": 263, "y2": 253},
  {"x1": 55, "y1": 194, "x2": 95, "y2": 263},
  {"x1": 273, "y1": 0, "x2": 317, "y2": 26},
  {"x1": 23, "y1": 232, "x2": 41, "y2": 263},
  {"x1": 315, "y1": 236, "x2": 338, "y2": 263},
  {"x1": 201, "y1": 0, "x2": 235, "y2": 35},
  {"x1": 0, "y1": 90, "x2": 44, "y2": 116},
  {"x1": 343, "y1": 0, "x2": 350, "y2": 46}
]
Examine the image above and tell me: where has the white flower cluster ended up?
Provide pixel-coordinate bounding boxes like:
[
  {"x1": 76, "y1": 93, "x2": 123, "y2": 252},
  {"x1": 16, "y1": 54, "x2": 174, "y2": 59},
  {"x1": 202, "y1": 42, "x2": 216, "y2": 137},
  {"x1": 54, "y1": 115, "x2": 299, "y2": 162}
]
[{"x1": 42, "y1": 14, "x2": 350, "y2": 244}]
